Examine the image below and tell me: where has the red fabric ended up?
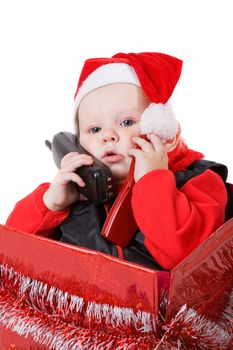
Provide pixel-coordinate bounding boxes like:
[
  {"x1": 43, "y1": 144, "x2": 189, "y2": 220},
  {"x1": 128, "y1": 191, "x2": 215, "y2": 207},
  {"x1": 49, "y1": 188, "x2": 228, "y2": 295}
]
[
  {"x1": 74, "y1": 52, "x2": 182, "y2": 104},
  {"x1": 6, "y1": 144, "x2": 227, "y2": 270},
  {"x1": 6, "y1": 183, "x2": 70, "y2": 237},
  {"x1": 113, "y1": 52, "x2": 182, "y2": 104},
  {"x1": 168, "y1": 141, "x2": 204, "y2": 173},
  {"x1": 132, "y1": 169, "x2": 227, "y2": 269}
]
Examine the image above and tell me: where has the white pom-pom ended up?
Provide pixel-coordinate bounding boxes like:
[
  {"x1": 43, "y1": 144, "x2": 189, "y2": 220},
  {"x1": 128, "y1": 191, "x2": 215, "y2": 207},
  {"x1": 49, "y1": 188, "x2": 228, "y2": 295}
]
[{"x1": 140, "y1": 102, "x2": 179, "y2": 140}]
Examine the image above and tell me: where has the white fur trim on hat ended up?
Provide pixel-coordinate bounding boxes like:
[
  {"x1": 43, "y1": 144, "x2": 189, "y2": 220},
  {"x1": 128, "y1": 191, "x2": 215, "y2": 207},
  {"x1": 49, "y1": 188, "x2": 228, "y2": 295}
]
[
  {"x1": 74, "y1": 63, "x2": 141, "y2": 114},
  {"x1": 140, "y1": 102, "x2": 179, "y2": 140}
]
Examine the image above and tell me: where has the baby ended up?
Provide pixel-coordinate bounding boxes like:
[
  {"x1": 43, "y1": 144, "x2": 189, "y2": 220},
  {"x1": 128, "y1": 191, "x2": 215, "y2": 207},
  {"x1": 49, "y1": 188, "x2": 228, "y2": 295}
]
[{"x1": 6, "y1": 52, "x2": 228, "y2": 270}]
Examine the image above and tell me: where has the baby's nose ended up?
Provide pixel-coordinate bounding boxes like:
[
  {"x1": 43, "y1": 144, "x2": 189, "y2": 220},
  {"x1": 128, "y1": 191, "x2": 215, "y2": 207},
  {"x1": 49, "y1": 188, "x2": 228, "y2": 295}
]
[{"x1": 102, "y1": 129, "x2": 119, "y2": 143}]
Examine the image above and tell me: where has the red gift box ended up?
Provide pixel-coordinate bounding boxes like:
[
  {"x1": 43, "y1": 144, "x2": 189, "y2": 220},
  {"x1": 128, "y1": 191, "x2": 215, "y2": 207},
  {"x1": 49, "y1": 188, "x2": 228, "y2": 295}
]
[{"x1": 0, "y1": 217, "x2": 232, "y2": 349}]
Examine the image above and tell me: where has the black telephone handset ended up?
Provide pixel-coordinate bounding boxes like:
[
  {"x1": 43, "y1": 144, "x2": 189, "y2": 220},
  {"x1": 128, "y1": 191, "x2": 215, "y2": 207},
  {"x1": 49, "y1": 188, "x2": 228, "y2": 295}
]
[{"x1": 45, "y1": 132, "x2": 115, "y2": 204}]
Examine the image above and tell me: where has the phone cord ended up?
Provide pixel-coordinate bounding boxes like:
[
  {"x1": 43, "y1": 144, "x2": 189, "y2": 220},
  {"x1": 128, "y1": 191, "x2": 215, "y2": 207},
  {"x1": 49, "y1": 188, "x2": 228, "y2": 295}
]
[{"x1": 104, "y1": 203, "x2": 125, "y2": 260}]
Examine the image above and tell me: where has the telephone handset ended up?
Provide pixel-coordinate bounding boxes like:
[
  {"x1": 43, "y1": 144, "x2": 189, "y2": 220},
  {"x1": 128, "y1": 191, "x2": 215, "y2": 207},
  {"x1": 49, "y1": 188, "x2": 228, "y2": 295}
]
[
  {"x1": 46, "y1": 131, "x2": 138, "y2": 247},
  {"x1": 45, "y1": 132, "x2": 115, "y2": 204}
]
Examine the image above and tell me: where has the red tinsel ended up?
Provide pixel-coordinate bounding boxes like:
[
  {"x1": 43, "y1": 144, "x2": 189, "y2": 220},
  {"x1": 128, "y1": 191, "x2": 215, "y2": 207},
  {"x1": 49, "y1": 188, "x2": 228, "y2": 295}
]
[{"x1": 0, "y1": 264, "x2": 232, "y2": 349}]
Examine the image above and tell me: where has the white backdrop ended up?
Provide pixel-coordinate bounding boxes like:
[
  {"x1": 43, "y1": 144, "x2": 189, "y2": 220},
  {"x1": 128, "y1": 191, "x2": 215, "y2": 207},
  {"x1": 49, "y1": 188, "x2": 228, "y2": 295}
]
[{"x1": 0, "y1": 0, "x2": 232, "y2": 223}]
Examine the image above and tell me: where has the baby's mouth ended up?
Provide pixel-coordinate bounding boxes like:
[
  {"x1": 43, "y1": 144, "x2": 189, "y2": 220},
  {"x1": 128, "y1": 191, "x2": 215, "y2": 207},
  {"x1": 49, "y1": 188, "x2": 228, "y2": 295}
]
[{"x1": 102, "y1": 151, "x2": 125, "y2": 163}]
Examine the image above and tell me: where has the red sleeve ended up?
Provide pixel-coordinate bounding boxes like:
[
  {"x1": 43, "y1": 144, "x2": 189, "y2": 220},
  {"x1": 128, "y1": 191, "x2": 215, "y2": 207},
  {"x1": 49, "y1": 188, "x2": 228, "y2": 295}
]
[
  {"x1": 6, "y1": 183, "x2": 70, "y2": 237},
  {"x1": 131, "y1": 169, "x2": 228, "y2": 270}
]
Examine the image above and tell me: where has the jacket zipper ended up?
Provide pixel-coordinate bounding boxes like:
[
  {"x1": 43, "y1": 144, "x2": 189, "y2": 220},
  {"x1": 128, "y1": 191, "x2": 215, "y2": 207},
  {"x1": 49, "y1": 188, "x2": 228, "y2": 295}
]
[
  {"x1": 104, "y1": 203, "x2": 124, "y2": 259},
  {"x1": 115, "y1": 245, "x2": 124, "y2": 259}
]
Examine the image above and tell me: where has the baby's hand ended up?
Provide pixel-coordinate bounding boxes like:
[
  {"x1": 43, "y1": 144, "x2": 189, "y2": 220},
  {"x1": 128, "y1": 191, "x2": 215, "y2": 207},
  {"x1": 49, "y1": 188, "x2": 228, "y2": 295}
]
[
  {"x1": 43, "y1": 152, "x2": 93, "y2": 211},
  {"x1": 129, "y1": 134, "x2": 169, "y2": 182}
]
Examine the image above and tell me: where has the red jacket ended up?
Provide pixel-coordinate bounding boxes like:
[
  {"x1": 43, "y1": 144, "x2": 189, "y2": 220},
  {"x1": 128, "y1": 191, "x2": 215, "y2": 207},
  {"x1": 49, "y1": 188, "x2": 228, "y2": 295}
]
[{"x1": 6, "y1": 144, "x2": 228, "y2": 269}]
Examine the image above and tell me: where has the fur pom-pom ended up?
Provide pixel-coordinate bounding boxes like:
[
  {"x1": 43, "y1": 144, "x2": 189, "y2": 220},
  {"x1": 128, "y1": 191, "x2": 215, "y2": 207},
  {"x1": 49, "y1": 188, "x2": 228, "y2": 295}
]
[{"x1": 140, "y1": 103, "x2": 179, "y2": 140}]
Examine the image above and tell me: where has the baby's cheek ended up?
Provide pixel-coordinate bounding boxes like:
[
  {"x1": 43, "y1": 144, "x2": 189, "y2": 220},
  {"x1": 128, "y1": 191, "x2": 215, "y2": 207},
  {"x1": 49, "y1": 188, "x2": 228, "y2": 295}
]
[{"x1": 124, "y1": 137, "x2": 135, "y2": 150}]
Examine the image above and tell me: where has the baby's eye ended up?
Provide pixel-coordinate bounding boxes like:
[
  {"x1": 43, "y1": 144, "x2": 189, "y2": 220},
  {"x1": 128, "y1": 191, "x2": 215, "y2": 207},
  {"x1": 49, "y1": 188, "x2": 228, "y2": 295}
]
[
  {"x1": 121, "y1": 119, "x2": 135, "y2": 127},
  {"x1": 89, "y1": 126, "x2": 101, "y2": 134}
]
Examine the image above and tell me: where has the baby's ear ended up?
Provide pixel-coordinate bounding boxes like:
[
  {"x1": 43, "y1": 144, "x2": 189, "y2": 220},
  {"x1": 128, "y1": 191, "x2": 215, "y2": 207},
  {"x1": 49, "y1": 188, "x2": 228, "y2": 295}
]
[{"x1": 164, "y1": 124, "x2": 181, "y2": 152}]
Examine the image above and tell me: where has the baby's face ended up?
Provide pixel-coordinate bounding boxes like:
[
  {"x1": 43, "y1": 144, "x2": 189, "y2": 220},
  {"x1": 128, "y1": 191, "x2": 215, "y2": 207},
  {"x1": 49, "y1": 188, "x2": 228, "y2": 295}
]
[{"x1": 78, "y1": 83, "x2": 149, "y2": 187}]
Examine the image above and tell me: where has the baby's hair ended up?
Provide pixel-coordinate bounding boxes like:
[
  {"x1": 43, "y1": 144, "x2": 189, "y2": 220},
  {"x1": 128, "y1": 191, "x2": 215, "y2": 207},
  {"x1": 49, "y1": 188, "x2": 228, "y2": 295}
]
[{"x1": 74, "y1": 111, "x2": 81, "y2": 145}]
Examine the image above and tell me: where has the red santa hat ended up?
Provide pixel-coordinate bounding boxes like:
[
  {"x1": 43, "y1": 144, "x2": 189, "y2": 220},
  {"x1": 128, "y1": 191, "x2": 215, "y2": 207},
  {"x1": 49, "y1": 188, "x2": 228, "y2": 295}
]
[{"x1": 74, "y1": 52, "x2": 183, "y2": 140}]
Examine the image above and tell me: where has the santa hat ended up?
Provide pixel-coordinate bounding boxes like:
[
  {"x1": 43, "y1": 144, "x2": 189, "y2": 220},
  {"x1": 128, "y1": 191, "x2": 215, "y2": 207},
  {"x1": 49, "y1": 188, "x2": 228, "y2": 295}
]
[{"x1": 74, "y1": 52, "x2": 183, "y2": 140}]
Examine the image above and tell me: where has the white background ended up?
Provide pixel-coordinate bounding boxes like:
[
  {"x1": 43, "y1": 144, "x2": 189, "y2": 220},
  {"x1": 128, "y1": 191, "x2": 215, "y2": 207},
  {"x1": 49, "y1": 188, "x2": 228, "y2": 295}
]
[{"x1": 0, "y1": 0, "x2": 232, "y2": 223}]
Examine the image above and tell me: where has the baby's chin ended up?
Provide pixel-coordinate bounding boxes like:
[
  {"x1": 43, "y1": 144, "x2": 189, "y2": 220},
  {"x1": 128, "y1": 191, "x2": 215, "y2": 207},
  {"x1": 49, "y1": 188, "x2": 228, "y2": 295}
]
[{"x1": 109, "y1": 162, "x2": 131, "y2": 186}]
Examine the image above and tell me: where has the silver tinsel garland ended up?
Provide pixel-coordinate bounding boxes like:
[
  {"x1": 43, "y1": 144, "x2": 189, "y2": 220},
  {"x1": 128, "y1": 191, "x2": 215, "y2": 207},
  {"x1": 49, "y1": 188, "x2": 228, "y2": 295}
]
[{"x1": 0, "y1": 263, "x2": 232, "y2": 349}]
